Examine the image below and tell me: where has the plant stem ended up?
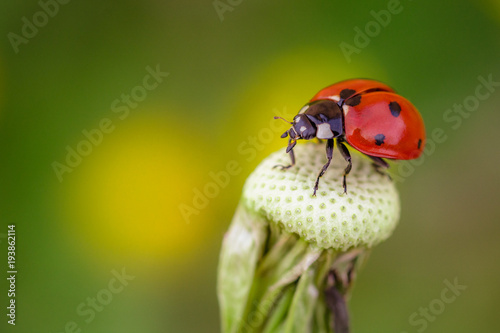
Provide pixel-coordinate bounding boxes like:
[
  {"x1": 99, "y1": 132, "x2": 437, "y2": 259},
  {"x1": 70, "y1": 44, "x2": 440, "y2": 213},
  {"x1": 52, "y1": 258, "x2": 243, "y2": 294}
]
[{"x1": 218, "y1": 204, "x2": 367, "y2": 332}]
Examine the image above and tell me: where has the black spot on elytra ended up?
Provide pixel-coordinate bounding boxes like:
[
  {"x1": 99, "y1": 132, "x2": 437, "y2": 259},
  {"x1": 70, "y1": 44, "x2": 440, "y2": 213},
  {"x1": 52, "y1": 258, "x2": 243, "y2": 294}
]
[
  {"x1": 418, "y1": 139, "x2": 422, "y2": 149},
  {"x1": 345, "y1": 95, "x2": 361, "y2": 107},
  {"x1": 375, "y1": 134, "x2": 385, "y2": 146},
  {"x1": 340, "y1": 89, "x2": 356, "y2": 100},
  {"x1": 389, "y1": 101, "x2": 401, "y2": 117}
]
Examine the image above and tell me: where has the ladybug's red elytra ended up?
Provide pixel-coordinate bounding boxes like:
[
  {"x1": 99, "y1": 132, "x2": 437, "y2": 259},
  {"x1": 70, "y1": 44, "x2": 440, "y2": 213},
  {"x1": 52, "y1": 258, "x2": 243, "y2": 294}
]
[{"x1": 275, "y1": 79, "x2": 426, "y2": 195}]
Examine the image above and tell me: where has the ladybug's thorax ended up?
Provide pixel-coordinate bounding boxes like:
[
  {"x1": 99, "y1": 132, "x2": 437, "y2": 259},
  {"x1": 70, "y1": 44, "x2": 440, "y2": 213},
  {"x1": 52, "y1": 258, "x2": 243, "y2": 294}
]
[{"x1": 301, "y1": 100, "x2": 344, "y2": 140}]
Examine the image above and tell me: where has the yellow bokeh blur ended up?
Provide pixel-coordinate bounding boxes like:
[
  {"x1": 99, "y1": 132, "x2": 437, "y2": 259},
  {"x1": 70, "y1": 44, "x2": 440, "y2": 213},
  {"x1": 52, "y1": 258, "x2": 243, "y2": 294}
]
[{"x1": 55, "y1": 110, "x2": 212, "y2": 266}]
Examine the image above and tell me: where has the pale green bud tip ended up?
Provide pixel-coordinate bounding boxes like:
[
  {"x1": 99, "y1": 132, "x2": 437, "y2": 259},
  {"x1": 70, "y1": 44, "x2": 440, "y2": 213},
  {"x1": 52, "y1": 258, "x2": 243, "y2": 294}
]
[{"x1": 242, "y1": 142, "x2": 400, "y2": 250}]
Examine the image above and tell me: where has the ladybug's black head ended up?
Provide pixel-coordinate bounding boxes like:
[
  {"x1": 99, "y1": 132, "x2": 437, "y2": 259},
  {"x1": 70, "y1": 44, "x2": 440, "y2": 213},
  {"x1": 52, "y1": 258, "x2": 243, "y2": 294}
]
[
  {"x1": 275, "y1": 113, "x2": 316, "y2": 141},
  {"x1": 290, "y1": 114, "x2": 317, "y2": 140}
]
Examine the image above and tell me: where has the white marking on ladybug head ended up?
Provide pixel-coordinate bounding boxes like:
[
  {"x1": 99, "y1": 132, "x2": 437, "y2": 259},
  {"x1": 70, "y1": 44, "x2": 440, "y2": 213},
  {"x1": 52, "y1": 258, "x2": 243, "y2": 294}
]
[
  {"x1": 316, "y1": 123, "x2": 334, "y2": 139},
  {"x1": 299, "y1": 126, "x2": 307, "y2": 133}
]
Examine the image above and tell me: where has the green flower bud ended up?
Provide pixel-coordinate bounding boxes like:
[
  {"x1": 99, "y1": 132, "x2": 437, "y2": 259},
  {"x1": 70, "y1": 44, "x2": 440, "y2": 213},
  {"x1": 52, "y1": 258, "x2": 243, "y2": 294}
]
[
  {"x1": 242, "y1": 142, "x2": 400, "y2": 250},
  {"x1": 218, "y1": 143, "x2": 402, "y2": 333}
]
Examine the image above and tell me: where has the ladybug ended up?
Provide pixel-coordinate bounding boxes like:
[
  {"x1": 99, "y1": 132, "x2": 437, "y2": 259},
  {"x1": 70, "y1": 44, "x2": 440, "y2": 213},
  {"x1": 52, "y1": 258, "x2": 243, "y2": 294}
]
[{"x1": 275, "y1": 79, "x2": 426, "y2": 195}]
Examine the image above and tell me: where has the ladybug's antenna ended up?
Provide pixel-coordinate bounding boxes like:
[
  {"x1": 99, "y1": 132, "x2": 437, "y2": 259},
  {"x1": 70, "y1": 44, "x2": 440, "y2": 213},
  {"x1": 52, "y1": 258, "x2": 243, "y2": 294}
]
[{"x1": 274, "y1": 116, "x2": 293, "y2": 125}]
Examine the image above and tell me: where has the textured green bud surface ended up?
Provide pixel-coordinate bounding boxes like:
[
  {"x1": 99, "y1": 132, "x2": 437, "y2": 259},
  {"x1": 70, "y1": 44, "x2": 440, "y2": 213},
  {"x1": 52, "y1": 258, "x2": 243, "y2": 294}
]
[{"x1": 242, "y1": 142, "x2": 400, "y2": 250}]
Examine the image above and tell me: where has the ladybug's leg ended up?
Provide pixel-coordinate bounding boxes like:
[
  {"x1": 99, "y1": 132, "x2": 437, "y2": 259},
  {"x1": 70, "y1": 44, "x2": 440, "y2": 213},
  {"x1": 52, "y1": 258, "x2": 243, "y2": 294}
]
[
  {"x1": 313, "y1": 138, "x2": 334, "y2": 196},
  {"x1": 286, "y1": 141, "x2": 296, "y2": 168},
  {"x1": 337, "y1": 140, "x2": 352, "y2": 194},
  {"x1": 366, "y1": 155, "x2": 391, "y2": 180},
  {"x1": 274, "y1": 138, "x2": 296, "y2": 170},
  {"x1": 367, "y1": 155, "x2": 388, "y2": 168}
]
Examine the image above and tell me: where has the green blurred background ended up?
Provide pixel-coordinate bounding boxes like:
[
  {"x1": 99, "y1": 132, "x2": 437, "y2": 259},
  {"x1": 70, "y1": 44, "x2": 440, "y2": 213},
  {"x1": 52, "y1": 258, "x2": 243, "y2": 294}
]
[{"x1": 0, "y1": 0, "x2": 499, "y2": 332}]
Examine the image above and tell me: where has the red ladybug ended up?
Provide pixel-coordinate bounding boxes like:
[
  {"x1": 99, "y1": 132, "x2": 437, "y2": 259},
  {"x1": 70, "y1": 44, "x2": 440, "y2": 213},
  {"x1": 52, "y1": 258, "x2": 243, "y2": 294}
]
[{"x1": 275, "y1": 79, "x2": 425, "y2": 195}]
